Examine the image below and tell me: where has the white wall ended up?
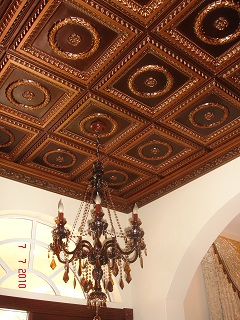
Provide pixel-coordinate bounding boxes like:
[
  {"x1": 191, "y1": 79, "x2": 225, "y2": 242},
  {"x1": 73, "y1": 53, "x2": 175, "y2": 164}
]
[
  {"x1": 1, "y1": 155, "x2": 240, "y2": 319},
  {"x1": 131, "y1": 156, "x2": 240, "y2": 320},
  {"x1": 184, "y1": 265, "x2": 209, "y2": 320}
]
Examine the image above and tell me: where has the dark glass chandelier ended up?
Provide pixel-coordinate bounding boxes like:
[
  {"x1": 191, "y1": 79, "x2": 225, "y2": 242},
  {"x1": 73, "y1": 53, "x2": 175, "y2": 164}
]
[{"x1": 49, "y1": 120, "x2": 146, "y2": 319}]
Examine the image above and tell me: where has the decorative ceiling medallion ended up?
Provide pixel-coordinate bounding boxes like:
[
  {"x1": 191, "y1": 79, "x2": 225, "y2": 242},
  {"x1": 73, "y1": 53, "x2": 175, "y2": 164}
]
[
  {"x1": 138, "y1": 140, "x2": 172, "y2": 160},
  {"x1": 79, "y1": 113, "x2": 118, "y2": 138},
  {"x1": 43, "y1": 149, "x2": 77, "y2": 168},
  {"x1": 128, "y1": 65, "x2": 174, "y2": 98},
  {"x1": 48, "y1": 17, "x2": 100, "y2": 60},
  {"x1": 189, "y1": 103, "x2": 229, "y2": 128},
  {"x1": 6, "y1": 79, "x2": 50, "y2": 110},
  {"x1": 0, "y1": 126, "x2": 15, "y2": 148},
  {"x1": 195, "y1": 2, "x2": 240, "y2": 45},
  {"x1": 104, "y1": 170, "x2": 129, "y2": 185}
]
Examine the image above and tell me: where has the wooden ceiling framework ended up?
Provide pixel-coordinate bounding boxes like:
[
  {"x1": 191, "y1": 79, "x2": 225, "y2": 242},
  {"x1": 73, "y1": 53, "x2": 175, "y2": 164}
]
[{"x1": 0, "y1": 0, "x2": 239, "y2": 212}]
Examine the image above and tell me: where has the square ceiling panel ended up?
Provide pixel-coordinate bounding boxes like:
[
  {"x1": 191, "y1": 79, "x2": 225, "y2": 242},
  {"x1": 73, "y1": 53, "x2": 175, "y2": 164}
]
[
  {"x1": 161, "y1": 81, "x2": 240, "y2": 147},
  {"x1": 52, "y1": 94, "x2": 149, "y2": 153},
  {"x1": 20, "y1": 135, "x2": 95, "y2": 180},
  {"x1": 0, "y1": 54, "x2": 80, "y2": 128},
  {"x1": 15, "y1": 0, "x2": 141, "y2": 84},
  {"x1": 76, "y1": 157, "x2": 155, "y2": 206},
  {"x1": 112, "y1": 124, "x2": 203, "y2": 175},
  {"x1": 155, "y1": 0, "x2": 240, "y2": 72},
  {"x1": 0, "y1": 114, "x2": 39, "y2": 161},
  {"x1": 96, "y1": 37, "x2": 208, "y2": 118}
]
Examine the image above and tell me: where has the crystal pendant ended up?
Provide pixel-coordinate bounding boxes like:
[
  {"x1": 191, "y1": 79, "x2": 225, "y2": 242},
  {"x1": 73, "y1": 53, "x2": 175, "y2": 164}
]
[
  {"x1": 126, "y1": 272, "x2": 132, "y2": 284},
  {"x1": 112, "y1": 261, "x2": 119, "y2": 277},
  {"x1": 107, "y1": 280, "x2": 113, "y2": 292},
  {"x1": 63, "y1": 271, "x2": 69, "y2": 283},
  {"x1": 80, "y1": 277, "x2": 86, "y2": 287},
  {"x1": 140, "y1": 255, "x2": 143, "y2": 268},
  {"x1": 124, "y1": 262, "x2": 131, "y2": 273},
  {"x1": 50, "y1": 257, "x2": 57, "y2": 270},
  {"x1": 73, "y1": 277, "x2": 76, "y2": 289},
  {"x1": 78, "y1": 260, "x2": 82, "y2": 276},
  {"x1": 119, "y1": 278, "x2": 124, "y2": 290},
  {"x1": 84, "y1": 281, "x2": 89, "y2": 293}
]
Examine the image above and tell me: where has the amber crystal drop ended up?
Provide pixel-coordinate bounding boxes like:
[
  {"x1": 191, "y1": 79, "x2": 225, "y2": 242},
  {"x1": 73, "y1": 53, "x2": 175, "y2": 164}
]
[
  {"x1": 78, "y1": 261, "x2": 82, "y2": 276},
  {"x1": 63, "y1": 271, "x2": 69, "y2": 283},
  {"x1": 124, "y1": 262, "x2": 131, "y2": 273},
  {"x1": 73, "y1": 277, "x2": 76, "y2": 289},
  {"x1": 112, "y1": 261, "x2": 119, "y2": 277},
  {"x1": 140, "y1": 255, "x2": 143, "y2": 268},
  {"x1": 80, "y1": 277, "x2": 86, "y2": 287},
  {"x1": 50, "y1": 257, "x2": 57, "y2": 270},
  {"x1": 119, "y1": 278, "x2": 124, "y2": 290},
  {"x1": 84, "y1": 281, "x2": 89, "y2": 293},
  {"x1": 88, "y1": 280, "x2": 93, "y2": 291},
  {"x1": 126, "y1": 272, "x2": 132, "y2": 284},
  {"x1": 107, "y1": 280, "x2": 114, "y2": 292}
]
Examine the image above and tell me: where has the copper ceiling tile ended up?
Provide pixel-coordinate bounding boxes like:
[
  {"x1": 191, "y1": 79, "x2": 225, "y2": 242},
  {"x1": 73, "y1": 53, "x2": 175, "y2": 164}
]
[
  {"x1": 219, "y1": 61, "x2": 240, "y2": 93},
  {"x1": 0, "y1": 0, "x2": 36, "y2": 47},
  {"x1": 14, "y1": 0, "x2": 142, "y2": 84},
  {"x1": 101, "y1": 0, "x2": 177, "y2": 25},
  {"x1": 20, "y1": 134, "x2": 95, "y2": 180},
  {"x1": 0, "y1": 54, "x2": 80, "y2": 128},
  {"x1": 154, "y1": 0, "x2": 240, "y2": 72},
  {"x1": 0, "y1": 113, "x2": 40, "y2": 161},
  {"x1": 96, "y1": 37, "x2": 208, "y2": 118},
  {"x1": 52, "y1": 94, "x2": 149, "y2": 153},
  {"x1": 76, "y1": 157, "x2": 155, "y2": 208},
  {"x1": 112, "y1": 123, "x2": 203, "y2": 175},
  {"x1": 161, "y1": 81, "x2": 240, "y2": 146}
]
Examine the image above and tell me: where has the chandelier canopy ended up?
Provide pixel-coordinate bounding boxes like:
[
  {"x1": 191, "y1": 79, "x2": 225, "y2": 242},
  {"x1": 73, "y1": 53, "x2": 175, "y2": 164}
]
[{"x1": 49, "y1": 120, "x2": 146, "y2": 319}]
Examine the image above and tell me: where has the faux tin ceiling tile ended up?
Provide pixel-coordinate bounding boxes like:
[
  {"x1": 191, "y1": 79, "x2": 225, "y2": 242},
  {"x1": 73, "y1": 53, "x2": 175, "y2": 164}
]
[
  {"x1": 52, "y1": 94, "x2": 149, "y2": 153},
  {"x1": 219, "y1": 61, "x2": 240, "y2": 92},
  {"x1": 20, "y1": 135, "x2": 95, "y2": 180},
  {"x1": 95, "y1": 37, "x2": 208, "y2": 118},
  {"x1": 0, "y1": 0, "x2": 36, "y2": 47},
  {"x1": 0, "y1": 54, "x2": 80, "y2": 128},
  {"x1": 161, "y1": 81, "x2": 240, "y2": 145},
  {"x1": 101, "y1": 0, "x2": 177, "y2": 25},
  {"x1": 0, "y1": 114, "x2": 40, "y2": 161},
  {"x1": 154, "y1": 0, "x2": 240, "y2": 72},
  {"x1": 112, "y1": 124, "x2": 203, "y2": 175},
  {"x1": 14, "y1": 0, "x2": 142, "y2": 84},
  {"x1": 76, "y1": 157, "x2": 154, "y2": 202}
]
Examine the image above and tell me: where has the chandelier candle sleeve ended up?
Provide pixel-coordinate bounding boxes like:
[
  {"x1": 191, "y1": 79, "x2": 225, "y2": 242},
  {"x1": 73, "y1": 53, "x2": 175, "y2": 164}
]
[
  {"x1": 133, "y1": 203, "x2": 138, "y2": 221},
  {"x1": 58, "y1": 199, "x2": 64, "y2": 221}
]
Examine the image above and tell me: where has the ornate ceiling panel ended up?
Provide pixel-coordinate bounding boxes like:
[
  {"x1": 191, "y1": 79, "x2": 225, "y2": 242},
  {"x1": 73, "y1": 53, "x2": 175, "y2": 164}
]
[{"x1": 0, "y1": 0, "x2": 239, "y2": 212}]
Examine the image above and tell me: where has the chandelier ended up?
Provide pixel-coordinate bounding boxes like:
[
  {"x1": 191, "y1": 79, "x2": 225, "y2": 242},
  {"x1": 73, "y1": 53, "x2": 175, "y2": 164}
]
[{"x1": 49, "y1": 120, "x2": 146, "y2": 319}]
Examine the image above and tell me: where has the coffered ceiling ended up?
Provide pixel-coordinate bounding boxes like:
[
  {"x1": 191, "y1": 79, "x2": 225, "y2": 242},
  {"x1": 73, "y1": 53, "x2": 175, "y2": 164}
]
[{"x1": 0, "y1": 0, "x2": 239, "y2": 212}]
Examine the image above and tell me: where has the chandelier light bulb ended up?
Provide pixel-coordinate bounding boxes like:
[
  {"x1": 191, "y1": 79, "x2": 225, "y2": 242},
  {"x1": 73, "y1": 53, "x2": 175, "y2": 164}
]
[
  {"x1": 133, "y1": 203, "x2": 138, "y2": 221},
  {"x1": 58, "y1": 199, "x2": 64, "y2": 220},
  {"x1": 95, "y1": 192, "x2": 101, "y2": 204}
]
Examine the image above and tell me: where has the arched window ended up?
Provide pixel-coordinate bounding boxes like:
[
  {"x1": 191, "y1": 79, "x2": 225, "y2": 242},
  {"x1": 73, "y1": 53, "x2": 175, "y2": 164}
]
[{"x1": 0, "y1": 214, "x2": 85, "y2": 299}]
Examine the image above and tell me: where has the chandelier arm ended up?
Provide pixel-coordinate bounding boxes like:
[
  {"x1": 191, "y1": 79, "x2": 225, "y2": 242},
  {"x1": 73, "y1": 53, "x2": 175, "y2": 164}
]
[
  {"x1": 125, "y1": 250, "x2": 139, "y2": 264},
  {"x1": 102, "y1": 239, "x2": 138, "y2": 258},
  {"x1": 59, "y1": 238, "x2": 93, "y2": 257}
]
